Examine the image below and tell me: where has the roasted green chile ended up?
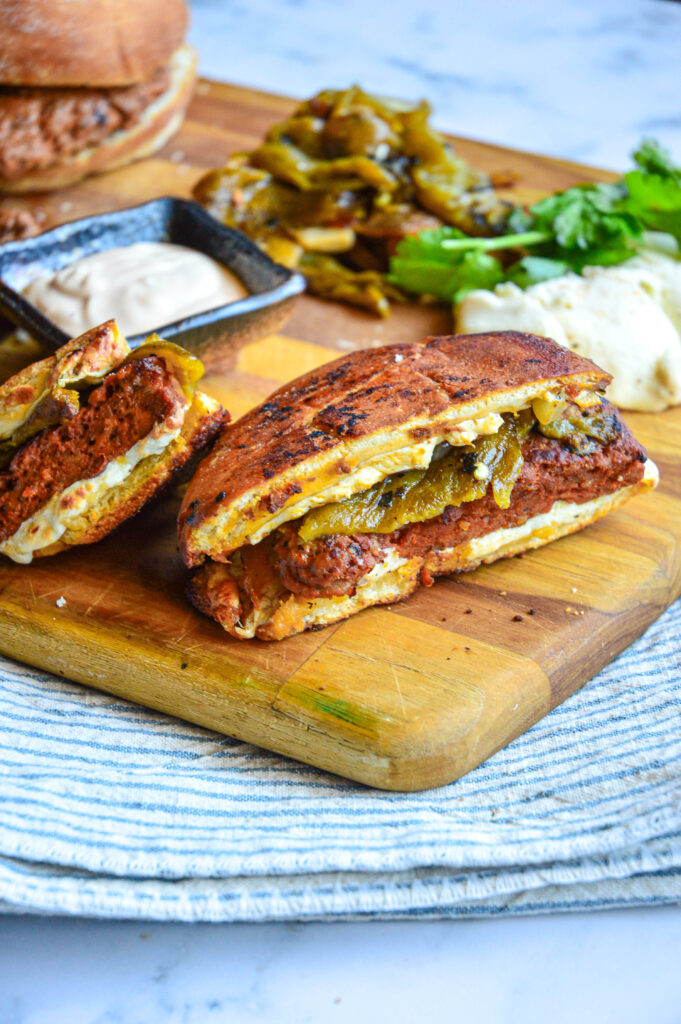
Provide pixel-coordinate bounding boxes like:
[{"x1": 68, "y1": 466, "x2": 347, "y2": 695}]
[
  {"x1": 194, "y1": 86, "x2": 510, "y2": 316},
  {"x1": 537, "y1": 404, "x2": 622, "y2": 453},
  {"x1": 299, "y1": 412, "x2": 533, "y2": 543}
]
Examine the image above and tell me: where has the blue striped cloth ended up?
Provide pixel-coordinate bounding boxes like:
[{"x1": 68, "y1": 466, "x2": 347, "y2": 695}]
[{"x1": 0, "y1": 598, "x2": 679, "y2": 921}]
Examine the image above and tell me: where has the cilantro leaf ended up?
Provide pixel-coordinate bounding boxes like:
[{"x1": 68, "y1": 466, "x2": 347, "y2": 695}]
[
  {"x1": 505, "y1": 256, "x2": 570, "y2": 289},
  {"x1": 624, "y1": 173, "x2": 681, "y2": 243},
  {"x1": 448, "y1": 251, "x2": 505, "y2": 302},
  {"x1": 624, "y1": 140, "x2": 681, "y2": 243},
  {"x1": 392, "y1": 226, "x2": 467, "y2": 261},
  {"x1": 526, "y1": 183, "x2": 639, "y2": 259},
  {"x1": 389, "y1": 231, "x2": 503, "y2": 301},
  {"x1": 632, "y1": 138, "x2": 681, "y2": 184}
]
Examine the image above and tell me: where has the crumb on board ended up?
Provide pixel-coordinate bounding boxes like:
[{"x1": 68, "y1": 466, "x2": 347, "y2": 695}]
[
  {"x1": 0, "y1": 206, "x2": 41, "y2": 243},
  {"x1": 55, "y1": 596, "x2": 67, "y2": 608},
  {"x1": 490, "y1": 169, "x2": 519, "y2": 188}
]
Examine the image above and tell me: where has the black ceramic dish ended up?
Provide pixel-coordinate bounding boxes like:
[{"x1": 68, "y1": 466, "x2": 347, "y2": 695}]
[{"x1": 0, "y1": 197, "x2": 306, "y2": 371}]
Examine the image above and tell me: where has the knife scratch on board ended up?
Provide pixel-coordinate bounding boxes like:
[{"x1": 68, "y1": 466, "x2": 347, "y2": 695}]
[
  {"x1": 391, "y1": 664, "x2": 406, "y2": 718},
  {"x1": 83, "y1": 580, "x2": 116, "y2": 617}
]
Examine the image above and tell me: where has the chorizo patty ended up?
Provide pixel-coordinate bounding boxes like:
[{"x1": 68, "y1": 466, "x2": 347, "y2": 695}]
[
  {"x1": 0, "y1": 64, "x2": 170, "y2": 182},
  {"x1": 0, "y1": 356, "x2": 182, "y2": 544}
]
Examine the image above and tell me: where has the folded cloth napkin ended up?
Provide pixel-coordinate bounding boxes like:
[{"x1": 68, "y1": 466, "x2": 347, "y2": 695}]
[{"x1": 0, "y1": 599, "x2": 679, "y2": 921}]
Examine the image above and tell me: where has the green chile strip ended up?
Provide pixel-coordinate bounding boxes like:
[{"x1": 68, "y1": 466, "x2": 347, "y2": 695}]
[{"x1": 298, "y1": 412, "x2": 533, "y2": 543}]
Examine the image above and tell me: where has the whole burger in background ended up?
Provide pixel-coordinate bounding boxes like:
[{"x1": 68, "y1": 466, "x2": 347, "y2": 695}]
[{"x1": 0, "y1": 0, "x2": 196, "y2": 192}]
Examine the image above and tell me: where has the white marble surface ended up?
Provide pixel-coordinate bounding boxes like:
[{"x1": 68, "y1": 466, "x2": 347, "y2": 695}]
[
  {"x1": 188, "y1": 0, "x2": 681, "y2": 169},
  {"x1": 2, "y1": 1, "x2": 681, "y2": 1020},
  {"x1": 2, "y1": 907, "x2": 681, "y2": 1023}
]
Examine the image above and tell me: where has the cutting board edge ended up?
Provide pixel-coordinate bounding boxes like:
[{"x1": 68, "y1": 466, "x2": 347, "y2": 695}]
[{"x1": 0, "y1": 585, "x2": 674, "y2": 791}]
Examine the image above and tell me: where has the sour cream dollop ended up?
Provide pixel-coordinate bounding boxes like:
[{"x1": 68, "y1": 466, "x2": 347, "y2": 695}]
[{"x1": 456, "y1": 251, "x2": 681, "y2": 412}]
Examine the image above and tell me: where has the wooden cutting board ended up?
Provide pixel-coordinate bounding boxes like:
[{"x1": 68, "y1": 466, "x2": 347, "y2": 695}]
[{"x1": 0, "y1": 80, "x2": 679, "y2": 791}]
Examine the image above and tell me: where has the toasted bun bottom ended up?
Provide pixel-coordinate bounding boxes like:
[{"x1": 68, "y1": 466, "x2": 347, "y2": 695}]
[
  {"x1": 189, "y1": 460, "x2": 658, "y2": 641},
  {"x1": 0, "y1": 45, "x2": 196, "y2": 193},
  {"x1": 9, "y1": 391, "x2": 224, "y2": 562}
]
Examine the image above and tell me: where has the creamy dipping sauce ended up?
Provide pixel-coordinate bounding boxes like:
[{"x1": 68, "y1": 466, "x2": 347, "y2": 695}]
[{"x1": 23, "y1": 242, "x2": 248, "y2": 338}]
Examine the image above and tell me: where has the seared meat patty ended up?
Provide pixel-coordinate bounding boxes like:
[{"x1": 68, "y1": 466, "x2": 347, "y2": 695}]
[
  {"x1": 273, "y1": 528, "x2": 386, "y2": 598},
  {"x1": 0, "y1": 63, "x2": 170, "y2": 182},
  {"x1": 269, "y1": 423, "x2": 647, "y2": 599},
  {"x1": 0, "y1": 355, "x2": 182, "y2": 543}
]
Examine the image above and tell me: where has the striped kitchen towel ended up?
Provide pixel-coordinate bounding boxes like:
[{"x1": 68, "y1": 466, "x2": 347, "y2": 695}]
[{"x1": 0, "y1": 598, "x2": 679, "y2": 921}]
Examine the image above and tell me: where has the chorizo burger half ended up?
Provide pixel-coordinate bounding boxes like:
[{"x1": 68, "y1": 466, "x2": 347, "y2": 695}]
[{"x1": 0, "y1": 0, "x2": 196, "y2": 192}]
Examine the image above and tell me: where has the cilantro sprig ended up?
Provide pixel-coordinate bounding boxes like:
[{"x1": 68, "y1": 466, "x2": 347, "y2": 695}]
[
  {"x1": 623, "y1": 139, "x2": 681, "y2": 241},
  {"x1": 389, "y1": 138, "x2": 681, "y2": 303}
]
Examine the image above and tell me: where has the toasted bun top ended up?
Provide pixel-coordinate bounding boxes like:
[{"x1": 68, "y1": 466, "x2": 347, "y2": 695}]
[
  {"x1": 179, "y1": 331, "x2": 610, "y2": 565},
  {"x1": 0, "y1": 0, "x2": 189, "y2": 87},
  {"x1": 0, "y1": 320, "x2": 129, "y2": 443}
]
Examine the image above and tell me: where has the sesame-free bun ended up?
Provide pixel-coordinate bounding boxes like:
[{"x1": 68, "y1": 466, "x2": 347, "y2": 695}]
[
  {"x1": 0, "y1": 0, "x2": 189, "y2": 87},
  {"x1": 0, "y1": 45, "x2": 197, "y2": 193}
]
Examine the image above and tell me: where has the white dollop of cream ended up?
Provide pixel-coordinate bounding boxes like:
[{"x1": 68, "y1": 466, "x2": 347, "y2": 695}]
[
  {"x1": 24, "y1": 242, "x2": 247, "y2": 339},
  {"x1": 456, "y1": 252, "x2": 681, "y2": 412}
]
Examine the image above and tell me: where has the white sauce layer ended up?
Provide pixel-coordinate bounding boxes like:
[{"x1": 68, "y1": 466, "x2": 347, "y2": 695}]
[
  {"x1": 0, "y1": 428, "x2": 180, "y2": 564},
  {"x1": 24, "y1": 242, "x2": 247, "y2": 339}
]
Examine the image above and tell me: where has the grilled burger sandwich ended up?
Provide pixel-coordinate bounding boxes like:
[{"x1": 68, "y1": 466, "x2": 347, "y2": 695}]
[
  {"x1": 0, "y1": 0, "x2": 195, "y2": 192},
  {"x1": 179, "y1": 331, "x2": 657, "y2": 641},
  {"x1": 0, "y1": 320, "x2": 226, "y2": 563}
]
